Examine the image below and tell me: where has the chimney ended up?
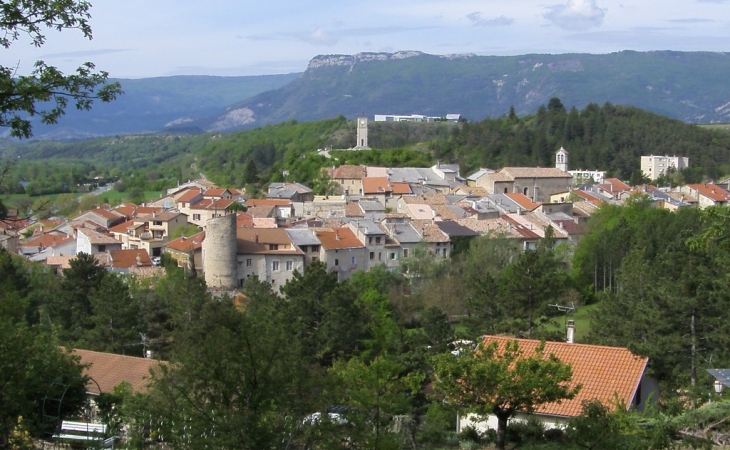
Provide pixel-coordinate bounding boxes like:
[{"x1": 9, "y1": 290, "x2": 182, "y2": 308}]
[
  {"x1": 145, "y1": 349, "x2": 154, "y2": 359},
  {"x1": 566, "y1": 319, "x2": 575, "y2": 344},
  {"x1": 336, "y1": 229, "x2": 340, "y2": 240},
  {"x1": 136, "y1": 253, "x2": 142, "y2": 266},
  {"x1": 255, "y1": 234, "x2": 259, "y2": 243}
]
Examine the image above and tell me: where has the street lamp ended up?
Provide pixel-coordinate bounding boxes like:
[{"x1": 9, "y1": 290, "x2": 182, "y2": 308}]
[{"x1": 714, "y1": 380, "x2": 724, "y2": 394}]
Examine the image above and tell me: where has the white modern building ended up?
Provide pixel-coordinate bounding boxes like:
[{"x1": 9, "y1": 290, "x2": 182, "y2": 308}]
[
  {"x1": 641, "y1": 155, "x2": 689, "y2": 180},
  {"x1": 373, "y1": 114, "x2": 461, "y2": 122}
]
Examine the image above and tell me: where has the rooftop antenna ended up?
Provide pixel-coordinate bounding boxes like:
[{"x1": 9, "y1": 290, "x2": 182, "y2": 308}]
[{"x1": 549, "y1": 302, "x2": 576, "y2": 342}]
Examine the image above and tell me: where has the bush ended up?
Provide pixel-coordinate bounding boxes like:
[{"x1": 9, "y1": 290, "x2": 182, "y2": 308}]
[
  {"x1": 458, "y1": 425, "x2": 484, "y2": 443},
  {"x1": 506, "y1": 417, "x2": 546, "y2": 446}
]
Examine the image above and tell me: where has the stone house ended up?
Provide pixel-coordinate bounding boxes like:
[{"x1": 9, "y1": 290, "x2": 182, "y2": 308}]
[{"x1": 315, "y1": 227, "x2": 367, "y2": 281}]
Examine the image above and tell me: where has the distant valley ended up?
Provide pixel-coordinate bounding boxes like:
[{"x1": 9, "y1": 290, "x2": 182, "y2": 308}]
[{"x1": 14, "y1": 50, "x2": 730, "y2": 140}]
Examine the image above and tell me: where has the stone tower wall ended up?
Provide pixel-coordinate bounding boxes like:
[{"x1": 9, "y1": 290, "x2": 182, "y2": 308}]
[{"x1": 202, "y1": 214, "x2": 237, "y2": 290}]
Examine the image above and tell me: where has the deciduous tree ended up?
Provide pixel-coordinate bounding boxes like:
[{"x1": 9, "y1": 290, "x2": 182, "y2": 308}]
[{"x1": 431, "y1": 340, "x2": 580, "y2": 450}]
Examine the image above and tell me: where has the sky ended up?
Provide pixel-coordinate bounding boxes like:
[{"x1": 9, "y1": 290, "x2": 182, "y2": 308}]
[{"x1": 5, "y1": 0, "x2": 730, "y2": 79}]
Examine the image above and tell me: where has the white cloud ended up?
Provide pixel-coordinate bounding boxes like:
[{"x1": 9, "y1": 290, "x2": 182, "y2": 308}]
[
  {"x1": 295, "y1": 27, "x2": 340, "y2": 46},
  {"x1": 466, "y1": 13, "x2": 514, "y2": 27},
  {"x1": 544, "y1": 0, "x2": 606, "y2": 31}
]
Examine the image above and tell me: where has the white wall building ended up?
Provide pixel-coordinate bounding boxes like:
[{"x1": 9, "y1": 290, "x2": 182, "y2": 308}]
[{"x1": 641, "y1": 155, "x2": 689, "y2": 180}]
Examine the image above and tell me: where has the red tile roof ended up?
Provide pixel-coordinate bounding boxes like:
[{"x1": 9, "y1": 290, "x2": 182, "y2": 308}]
[
  {"x1": 189, "y1": 198, "x2": 236, "y2": 210},
  {"x1": 316, "y1": 227, "x2": 364, "y2": 250},
  {"x1": 113, "y1": 204, "x2": 163, "y2": 219},
  {"x1": 687, "y1": 183, "x2": 730, "y2": 202},
  {"x1": 362, "y1": 177, "x2": 392, "y2": 194},
  {"x1": 72, "y1": 349, "x2": 163, "y2": 394},
  {"x1": 20, "y1": 233, "x2": 73, "y2": 249},
  {"x1": 330, "y1": 165, "x2": 367, "y2": 179},
  {"x1": 481, "y1": 336, "x2": 648, "y2": 418},
  {"x1": 176, "y1": 188, "x2": 203, "y2": 202},
  {"x1": 504, "y1": 193, "x2": 541, "y2": 211},
  {"x1": 165, "y1": 231, "x2": 205, "y2": 252},
  {"x1": 574, "y1": 190, "x2": 604, "y2": 206},
  {"x1": 107, "y1": 249, "x2": 153, "y2": 268},
  {"x1": 391, "y1": 182, "x2": 412, "y2": 195},
  {"x1": 245, "y1": 199, "x2": 291, "y2": 207}
]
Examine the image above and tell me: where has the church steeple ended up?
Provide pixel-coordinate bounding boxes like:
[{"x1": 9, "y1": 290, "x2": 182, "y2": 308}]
[{"x1": 556, "y1": 147, "x2": 569, "y2": 172}]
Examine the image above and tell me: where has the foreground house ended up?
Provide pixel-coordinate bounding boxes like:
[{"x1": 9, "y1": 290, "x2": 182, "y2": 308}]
[
  {"x1": 72, "y1": 349, "x2": 162, "y2": 396},
  {"x1": 459, "y1": 335, "x2": 656, "y2": 432}
]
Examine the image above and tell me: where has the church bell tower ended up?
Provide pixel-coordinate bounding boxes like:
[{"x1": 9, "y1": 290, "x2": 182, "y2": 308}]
[{"x1": 355, "y1": 116, "x2": 369, "y2": 149}]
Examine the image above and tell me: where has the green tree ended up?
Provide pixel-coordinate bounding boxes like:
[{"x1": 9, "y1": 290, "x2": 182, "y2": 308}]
[
  {"x1": 0, "y1": 0, "x2": 121, "y2": 138},
  {"x1": 85, "y1": 273, "x2": 142, "y2": 354},
  {"x1": 48, "y1": 252, "x2": 107, "y2": 342},
  {"x1": 431, "y1": 339, "x2": 580, "y2": 450}
]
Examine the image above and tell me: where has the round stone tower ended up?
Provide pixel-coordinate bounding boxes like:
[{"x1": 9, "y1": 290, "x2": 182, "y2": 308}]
[{"x1": 202, "y1": 214, "x2": 237, "y2": 290}]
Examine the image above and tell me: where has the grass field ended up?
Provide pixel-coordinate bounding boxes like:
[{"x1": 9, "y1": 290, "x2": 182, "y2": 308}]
[
  {"x1": 699, "y1": 123, "x2": 730, "y2": 133},
  {"x1": 3, "y1": 190, "x2": 163, "y2": 208}
]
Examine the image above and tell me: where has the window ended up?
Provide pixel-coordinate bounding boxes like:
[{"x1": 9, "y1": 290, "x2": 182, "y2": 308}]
[
  {"x1": 334, "y1": 259, "x2": 339, "y2": 266},
  {"x1": 311, "y1": 245, "x2": 320, "y2": 252},
  {"x1": 312, "y1": 256, "x2": 319, "y2": 262},
  {"x1": 403, "y1": 248, "x2": 409, "y2": 258},
  {"x1": 369, "y1": 237, "x2": 373, "y2": 244},
  {"x1": 272, "y1": 261, "x2": 280, "y2": 271},
  {"x1": 351, "y1": 256, "x2": 357, "y2": 265},
  {"x1": 286, "y1": 261, "x2": 293, "y2": 271},
  {"x1": 98, "y1": 245, "x2": 105, "y2": 252},
  {"x1": 153, "y1": 221, "x2": 162, "y2": 226},
  {"x1": 378, "y1": 252, "x2": 382, "y2": 260},
  {"x1": 239, "y1": 279, "x2": 245, "y2": 288},
  {"x1": 389, "y1": 252, "x2": 396, "y2": 260},
  {"x1": 269, "y1": 244, "x2": 279, "y2": 250},
  {"x1": 370, "y1": 252, "x2": 374, "y2": 260},
  {"x1": 375, "y1": 237, "x2": 381, "y2": 244},
  {"x1": 193, "y1": 214, "x2": 201, "y2": 221},
  {"x1": 246, "y1": 258, "x2": 252, "y2": 267},
  {"x1": 301, "y1": 245, "x2": 308, "y2": 252},
  {"x1": 523, "y1": 187, "x2": 528, "y2": 195}
]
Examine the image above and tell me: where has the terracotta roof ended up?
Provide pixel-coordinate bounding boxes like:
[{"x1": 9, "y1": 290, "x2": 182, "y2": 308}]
[
  {"x1": 362, "y1": 177, "x2": 392, "y2": 194},
  {"x1": 107, "y1": 249, "x2": 153, "y2": 268},
  {"x1": 501, "y1": 215, "x2": 541, "y2": 240},
  {"x1": 455, "y1": 186, "x2": 489, "y2": 197},
  {"x1": 391, "y1": 182, "x2": 412, "y2": 195},
  {"x1": 345, "y1": 202, "x2": 365, "y2": 218},
  {"x1": 687, "y1": 184, "x2": 730, "y2": 202},
  {"x1": 411, "y1": 220, "x2": 449, "y2": 243},
  {"x1": 109, "y1": 219, "x2": 138, "y2": 234},
  {"x1": 72, "y1": 349, "x2": 163, "y2": 394},
  {"x1": 402, "y1": 193, "x2": 450, "y2": 205},
  {"x1": 501, "y1": 167, "x2": 573, "y2": 179},
  {"x1": 176, "y1": 187, "x2": 203, "y2": 202},
  {"x1": 20, "y1": 233, "x2": 73, "y2": 249},
  {"x1": 316, "y1": 227, "x2": 364, "y2": 250},
  {"x1": 481, "y1": 336, "x2": 648, "y2": 418},
  {"x1": 504, "y1": 193, "x2": 541, "y2": 211},
  {"x1": 113, "y1": 204, "x2": 163, "y2": 219},
  {"x1": 455, "y1": 218, "x2": 523, "y2": 238},
  {"x1": 366, "y1": 166, "x2": 389, "y2": 177},
  {"x1": 77, "y1": 228, "x2": 120, "y2": 245},
  {"x1": 246, "y1": 205, "x2": 276, "y2": 218},
  {"x1": 203, "y1": 188, "x2": 227, "y2": 197},
  {"x1": 135, "y1": 211, "x2": 185, "y2": 222},
  {"x1": 88, "y1": 207, "x2": 125, "y2": 221},
  {"x1": 603, "y1": 178, "x2": 632, "y2": 192},
  {"x1": 236, "y1": 228, "x2": 302, "y2": 255},
  {"x1": 330, "y1": 165, "x2": 367, "y2": 179},
  {"x1": 574, "y1": 190, "x2": 604, "y2": 206},
  {"x1": 190, "y1": 198, "x2": 236, "y2": 210},
  {"x1": 245, "y1": 199, "x2": 292, "y2": 207},
  {"x1": 45, "y1": 256, "x2": 75, "y2": 270},
  {"x1": 165, "y1": 231, "x2": 205, "y2": 252}
]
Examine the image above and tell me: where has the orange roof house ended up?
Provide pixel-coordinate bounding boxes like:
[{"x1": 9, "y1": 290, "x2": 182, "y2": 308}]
[
  {"x1": 459, "y1": 335, "x2": 655, "y2": 433},
  {"x1": 72, "y1": 349, "x2": 163, "y2": 395}
]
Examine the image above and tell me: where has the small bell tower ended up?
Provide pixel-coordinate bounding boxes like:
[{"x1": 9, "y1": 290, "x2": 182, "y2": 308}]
[
  {"x1": 556, "y1": 147, "x2": 569, "y2": 172},
  {"x1": 355, "y1": 116, "x2": 369, "y2": 149}
]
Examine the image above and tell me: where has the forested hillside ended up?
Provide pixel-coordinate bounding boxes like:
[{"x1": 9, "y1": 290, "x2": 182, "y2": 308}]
[{"x1": 6, "y1": 100, "x2": 730, "y2": 199}]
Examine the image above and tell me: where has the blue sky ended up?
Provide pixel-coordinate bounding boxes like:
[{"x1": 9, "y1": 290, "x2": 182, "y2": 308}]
[{"x1": 6, "y1": 0, "x2": 730, "y2": 79}]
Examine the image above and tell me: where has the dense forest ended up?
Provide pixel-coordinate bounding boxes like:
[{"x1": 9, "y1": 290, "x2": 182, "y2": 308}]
[
  {"x1": 4, "y1": 201, "x2": 730, "y2": 448},
  {"x1": 4, "y1": 100, "x2": 730, "y2": 203}
]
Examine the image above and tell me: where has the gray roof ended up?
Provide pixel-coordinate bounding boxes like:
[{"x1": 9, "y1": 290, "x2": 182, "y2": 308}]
[
  {"x1": 346, "y1": 218, "x2": 386, "y2": 235},
  {"x1": 359, "y1": 200, "x2": 385, "y2": 212},
  {"x1": 285, "y1": 228, "x2": 322, "y2": 246},
  {"x1": 485, "y1": 194, "x2": 522, "y2": 214},
  {"x1": 435, "y1": 221, "x2": 480, "y2": 237},
  {"x1": 388, "y1": 168, "x2": 450, "y2": 187},
  {"x1": 384, "y1": 222, "x2": 422, "y2": 243},
  {"x1": 467, "y1": 168, "x2": 495, "y2": 181}
]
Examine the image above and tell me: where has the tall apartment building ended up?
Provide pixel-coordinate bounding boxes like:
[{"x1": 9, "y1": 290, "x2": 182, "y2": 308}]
[{"x1": 640, "y1": 155, "x2": 689, "y2": 180}]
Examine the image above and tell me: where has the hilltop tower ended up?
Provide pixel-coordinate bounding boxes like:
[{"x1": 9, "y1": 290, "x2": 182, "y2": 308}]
[
  {"x1": 355, "y1": 116, "x2": 370, "y2": 149},
  {"x1": 556, "y1": 147, "x2": 569, "y2": 172},
  {"x1": 202, "y1": 214, "x2": 237, "y2": 291}
]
